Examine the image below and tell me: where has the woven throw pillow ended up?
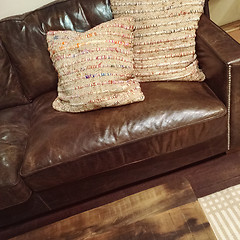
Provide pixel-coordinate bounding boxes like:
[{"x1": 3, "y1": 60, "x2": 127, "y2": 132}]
[
  {"x1": 111, "y1": 0, "x2": 205, "y2": 82},
  {"x1": 47, "y1": 17, "x2": 144, "y2": 112}
]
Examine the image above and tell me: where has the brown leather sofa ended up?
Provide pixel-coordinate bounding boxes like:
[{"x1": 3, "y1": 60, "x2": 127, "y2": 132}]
[{"x1": 0, "y1": 0, "x2": 240, "y2": 238}]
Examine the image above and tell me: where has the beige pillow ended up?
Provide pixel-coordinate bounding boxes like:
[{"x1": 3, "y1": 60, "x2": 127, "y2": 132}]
[
  {"x1": 111, "y1": 0, "x2": 205, "y2": 82},
  {"x1": 47, "y1": 17, "x2": 144, "y2": 112}
]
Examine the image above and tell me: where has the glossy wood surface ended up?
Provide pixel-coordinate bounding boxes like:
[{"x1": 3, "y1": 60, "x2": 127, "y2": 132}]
[{"x1": 10, "y1": 178, "x2": 215, "y2": 240}]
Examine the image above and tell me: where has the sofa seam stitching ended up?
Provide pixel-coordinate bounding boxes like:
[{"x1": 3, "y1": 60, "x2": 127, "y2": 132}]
[{"x1": 227, "y1": 64, "x2": 232, "y2": 151}]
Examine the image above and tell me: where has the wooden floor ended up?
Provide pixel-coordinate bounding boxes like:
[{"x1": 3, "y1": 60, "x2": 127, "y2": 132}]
[
  {"x1": 221, "y1": 20, "x2": 240, "y2": 43},
  {"x1": 170, "y1": 151, "x2": 240, "y2": 197},
  {"x1": 2, "y1": 150, "x2": 240, "y2": 240},
  {"x1": 10, "y1": 178, "x2": 216, "y2": 240},
  {"x1": 10, "y1": 149, "x2": 240, "y2": 240}
]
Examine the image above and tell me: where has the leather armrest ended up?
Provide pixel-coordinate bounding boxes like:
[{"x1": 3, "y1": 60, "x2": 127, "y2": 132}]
[{"x1": 196, "y1": 14, "x2": 240, "y2": 151}]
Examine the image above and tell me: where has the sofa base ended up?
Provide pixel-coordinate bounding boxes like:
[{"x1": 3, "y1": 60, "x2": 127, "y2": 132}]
[
  {"x1": 0, "y1": 132, "x2": 227, "y2": 239},
  {"x1": 38, "y1": 133, "x2": 227, "y2": 209}
]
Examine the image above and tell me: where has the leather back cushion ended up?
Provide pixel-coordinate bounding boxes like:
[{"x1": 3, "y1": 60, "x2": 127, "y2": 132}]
[
  {"x1": 0, "y1": 38, "x2": 28, "y2": 109},
  {"x1": 0, "y1": 0, "x2": 113, "y2": 100}
]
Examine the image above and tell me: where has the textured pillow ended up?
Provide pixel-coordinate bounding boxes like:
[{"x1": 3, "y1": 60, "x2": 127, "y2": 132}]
[
  {"x1": 47, "y1": 17, "x2": 144, "y2": 112},
  {"x1": 111, "y1": 0, "x2": 205, "y2": 82}
]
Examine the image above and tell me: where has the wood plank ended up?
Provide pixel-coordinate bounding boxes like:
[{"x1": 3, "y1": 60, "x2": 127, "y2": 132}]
[
  {"x1": 180, "y1": 202, "x2": 216, "y2": 240},
  {"x1": 169, "y1": 206, "x2": 193, "y2": 240},
  {"x1": 221, "y1": 20, "x2": 240, "y2": 33},
  {"x1": 221, "y1": 20, "x2": 240, "y2": 43},
  {"x1": 176, "y1": 152, "x2": 240, "y2": 198},
  {"x1": 10, "y1": 178, "x2": 215, "y2": 240},
  {"x1": 70, "y1": 202, "x2": 216, "y2": 240},
  {"x1": 228, "y1": 29, "x2": 240, "y2": 43}
]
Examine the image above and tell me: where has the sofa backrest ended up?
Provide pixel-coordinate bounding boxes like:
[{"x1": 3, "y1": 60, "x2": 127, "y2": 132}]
[
  {"x1": 0, "y1": 0, "x2": 112, "y2": 101},
  {"x1": 0, "y1": 37, "x2": 29, "y2": 109}
]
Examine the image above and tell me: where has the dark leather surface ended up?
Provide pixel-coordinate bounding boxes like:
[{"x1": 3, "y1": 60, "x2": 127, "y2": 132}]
[
  {"x1": 204, "y1": 0, "x2": 210, "y2": 17},
  {"x1": 0, "y1": 38, "x2": 28, "y2": 109},
  {"x1": 0, "y1": 193, "x2": 49, "y2": 229},
  {"x1": 20, "y1": 82, "x2": 227, "y2": 191},
  {"x1": 197, "y1": 15, "x2": 240, "y2": 150},
  {"x1": 0, "y1": 105, "x2": 32, "y2": 210},
  {"x1": 39, "y1": 133, "x2": 227, "y2": 210},
  {"x1": 0, "y1": 0, "x2": 112, "y2": 100},
  {"x1": 231, "y1": 63, "x2": 240, "y2": 150},
  {"x1": 0, "y1": 0, "x2": 235, "y2": 233}
]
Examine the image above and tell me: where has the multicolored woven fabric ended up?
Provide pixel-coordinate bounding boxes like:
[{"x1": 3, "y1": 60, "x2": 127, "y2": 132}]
[
  {"x1": 47, "y1": 17, "x2": 144, "y2": 112},
  {"x1": 111, "y1": 0, "x2": 205, "y2": 82}
]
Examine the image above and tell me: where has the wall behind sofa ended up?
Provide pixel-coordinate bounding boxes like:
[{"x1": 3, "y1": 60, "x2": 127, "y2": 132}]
[
  {"x1": 0, "y1": 0, "x2": 54, "y2": 20},
  {"x1": 209, "y1": 0, "x2": 240, "y2": 26}
]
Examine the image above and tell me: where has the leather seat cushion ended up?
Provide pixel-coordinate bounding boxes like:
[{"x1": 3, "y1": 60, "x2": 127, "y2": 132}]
[
  {"x1": 0, "y1": 105, "x2": 32, "y2": 210},
  {"x1": 21, "y1": 82, "x2": 227, "y2": 191}
]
